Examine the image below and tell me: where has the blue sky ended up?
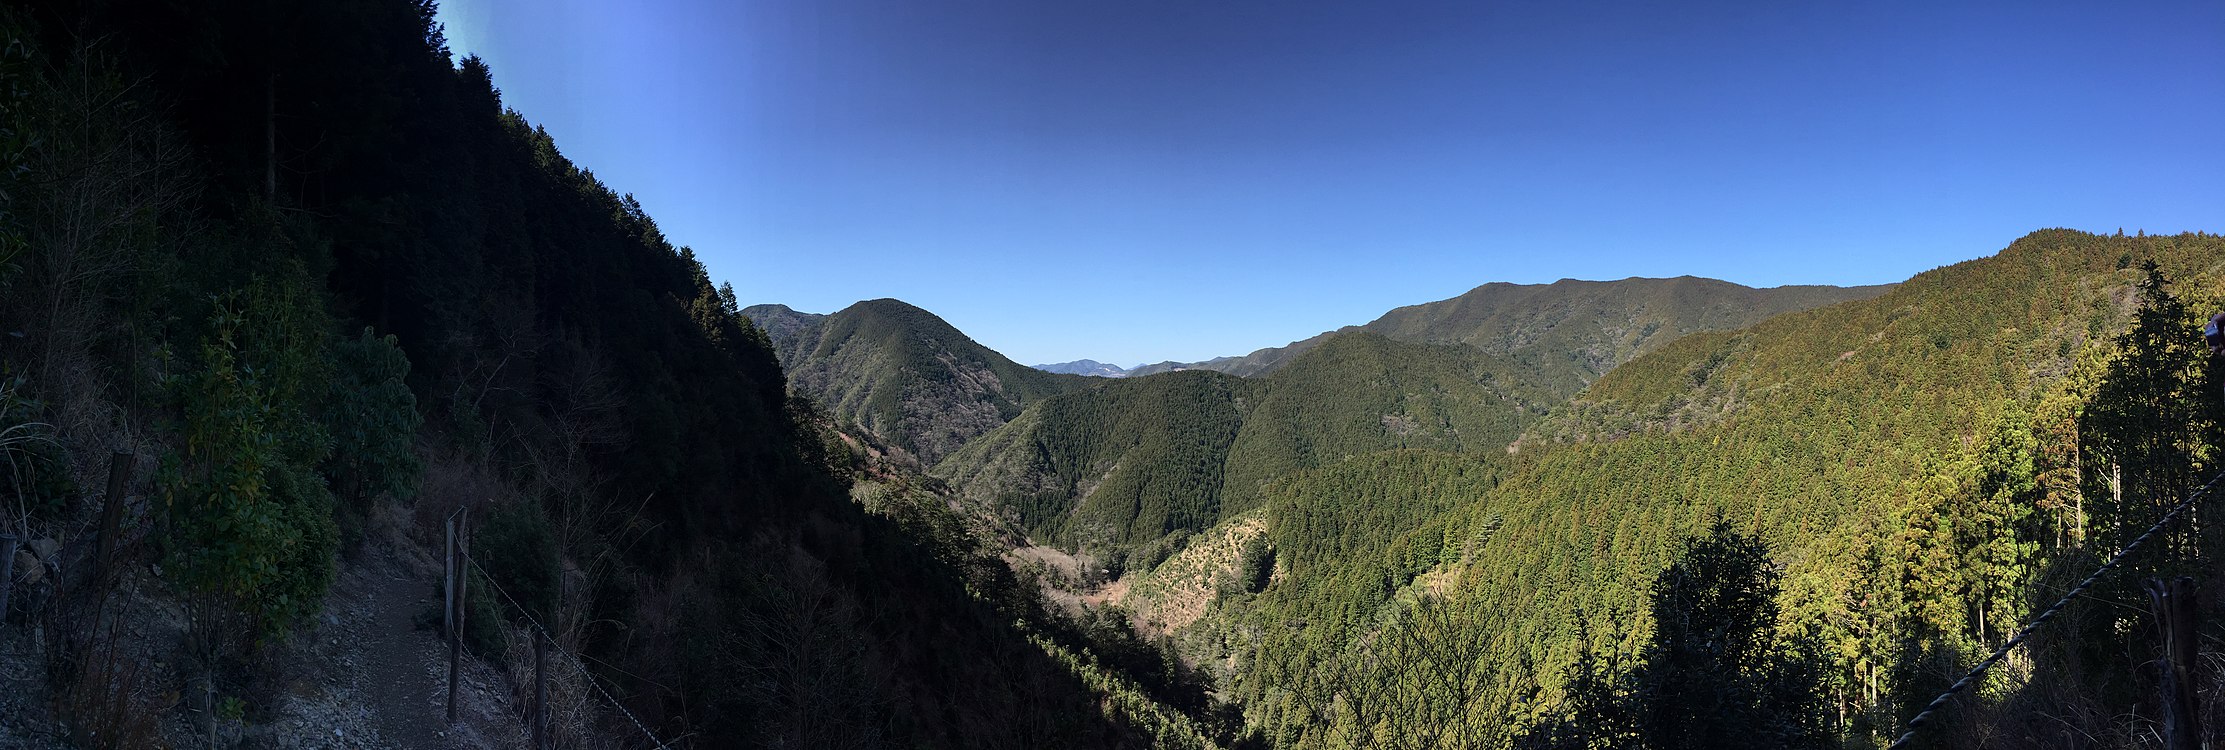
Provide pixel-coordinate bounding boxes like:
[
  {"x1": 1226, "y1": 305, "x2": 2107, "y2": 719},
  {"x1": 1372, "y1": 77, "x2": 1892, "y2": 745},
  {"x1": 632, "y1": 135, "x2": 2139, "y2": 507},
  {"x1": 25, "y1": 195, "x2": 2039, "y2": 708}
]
[{"x1": 435, "y1": 0, "x2": 2224, "y2": 367}]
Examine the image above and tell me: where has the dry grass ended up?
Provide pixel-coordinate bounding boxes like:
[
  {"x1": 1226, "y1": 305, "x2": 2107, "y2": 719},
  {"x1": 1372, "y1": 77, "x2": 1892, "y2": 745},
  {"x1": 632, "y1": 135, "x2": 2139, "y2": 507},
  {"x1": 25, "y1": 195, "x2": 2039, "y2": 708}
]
[
  {"x1": 54, "y1": 598, "x2": 170, "y2": 750},
  {"x1": 1121, "y1": 512, "x2": 1267, "y2": 636}
]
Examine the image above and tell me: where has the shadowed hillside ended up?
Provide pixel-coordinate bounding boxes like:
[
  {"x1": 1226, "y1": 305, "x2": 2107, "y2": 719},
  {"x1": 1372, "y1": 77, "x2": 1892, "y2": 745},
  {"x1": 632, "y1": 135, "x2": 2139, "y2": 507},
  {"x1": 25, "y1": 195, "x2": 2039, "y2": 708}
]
[{"x1": 0, "y1": 2, "x2": 1218, "y2": 746}]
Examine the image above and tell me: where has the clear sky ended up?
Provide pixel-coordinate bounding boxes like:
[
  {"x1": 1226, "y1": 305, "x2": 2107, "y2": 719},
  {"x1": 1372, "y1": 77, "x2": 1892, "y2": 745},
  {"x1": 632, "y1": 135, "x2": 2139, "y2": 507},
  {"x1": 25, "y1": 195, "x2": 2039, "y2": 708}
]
[{"x1": 434, "y1": 0, "x2": 2224, "y2": 367}]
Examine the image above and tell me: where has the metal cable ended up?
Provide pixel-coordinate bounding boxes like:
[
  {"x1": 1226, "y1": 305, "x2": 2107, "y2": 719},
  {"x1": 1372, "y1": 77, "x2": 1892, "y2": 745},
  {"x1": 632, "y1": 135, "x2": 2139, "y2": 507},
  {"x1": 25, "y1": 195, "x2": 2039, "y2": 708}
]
[
  {"x1": 464, "y1": 552, "x2": 673, "y2": 749},
  {"x1": 1888, "y1": 468, "x2": 2225, "y2": 749}
]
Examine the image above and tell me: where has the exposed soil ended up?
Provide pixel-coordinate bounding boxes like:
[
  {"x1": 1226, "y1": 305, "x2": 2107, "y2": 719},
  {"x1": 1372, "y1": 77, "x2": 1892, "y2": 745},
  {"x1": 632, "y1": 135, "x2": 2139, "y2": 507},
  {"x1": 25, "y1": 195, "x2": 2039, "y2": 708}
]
[{"x1": 245, "y1": 512, "x2": 528, "y2": 750}]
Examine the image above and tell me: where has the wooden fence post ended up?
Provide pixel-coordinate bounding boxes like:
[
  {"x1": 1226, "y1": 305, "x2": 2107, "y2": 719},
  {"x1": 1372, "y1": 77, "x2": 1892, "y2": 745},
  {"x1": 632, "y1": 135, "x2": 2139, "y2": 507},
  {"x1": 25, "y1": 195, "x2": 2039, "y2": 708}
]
[
  {"x1": 97, "y1": 451, "x2": 132, "y2": 579},
  {"x1": 2146, "y1": 576, "x2": 2200, "y2": 750},
  {"x1": 533, "y1": 630, "x2": 548, "y2": 749},
  {"x1": 0, "y1": 532, "x2": 16, "y2": 623},
  {"x1": 444, "y1": 514, "x2": 455, "y2": 640},
  {"x1": 448, "y1": 508, "x2": 468, "y2": 723}
]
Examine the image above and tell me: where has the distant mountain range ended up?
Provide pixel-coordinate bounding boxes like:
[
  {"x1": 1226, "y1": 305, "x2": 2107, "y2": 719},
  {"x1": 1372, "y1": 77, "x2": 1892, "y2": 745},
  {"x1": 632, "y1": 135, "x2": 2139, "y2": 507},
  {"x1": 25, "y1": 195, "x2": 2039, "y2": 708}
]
[
  {"x1": 752, "y1": 277, "x2": 1890, "y2": 474},
  {"x1": 1125, "y1": 276, "x2": 1893, "y2": 382},
  {"x1": 724, "y1": 234, "x2": 2225, "y2": 744},
  {"x1": 1031, "y1": 359, "x2": 1130, "y2": 378},
  {"x1": 936, "y1": 277, "x2": 1890, "y2": 558}
]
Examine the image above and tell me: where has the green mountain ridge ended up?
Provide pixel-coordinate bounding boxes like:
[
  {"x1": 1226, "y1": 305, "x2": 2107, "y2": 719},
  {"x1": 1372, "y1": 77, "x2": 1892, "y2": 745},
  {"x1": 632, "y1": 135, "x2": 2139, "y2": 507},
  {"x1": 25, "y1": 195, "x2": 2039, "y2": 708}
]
[
  {"x1": 743, "y1": 298, "x2": 1094, "y2": 464},
  {"x1": 1129, "y1": 277, "x2": 1891, "y2": 393},
  {"x1": 1224, "y1": 229, "x2": 2225, "y2": 747},
  {"x1": 935, "y1": 332, "x2": 1549, "y2": 560},
  {"x1": 932, "y1": 276, "x2": 1887, "y2": 569}
]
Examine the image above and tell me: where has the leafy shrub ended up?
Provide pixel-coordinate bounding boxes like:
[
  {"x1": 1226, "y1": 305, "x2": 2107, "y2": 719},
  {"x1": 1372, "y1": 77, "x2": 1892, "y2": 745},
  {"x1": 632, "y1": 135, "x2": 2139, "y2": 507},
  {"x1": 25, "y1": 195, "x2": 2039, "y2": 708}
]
[
  {"x1": 161, "y1": 291, "x2": 337, "y2": 633},
  {"x1": 324, "y1": 327, "x2": 422, "y2": 508},
  {"x1": 472, "y1": 498, "x2": 560, "y2": 627},
  {"x1": 464, "y1": 568, "x2": 509, "y2": 657},
  {"x1": 0, "y1": 375, "x2": 72, "y2": 523}
]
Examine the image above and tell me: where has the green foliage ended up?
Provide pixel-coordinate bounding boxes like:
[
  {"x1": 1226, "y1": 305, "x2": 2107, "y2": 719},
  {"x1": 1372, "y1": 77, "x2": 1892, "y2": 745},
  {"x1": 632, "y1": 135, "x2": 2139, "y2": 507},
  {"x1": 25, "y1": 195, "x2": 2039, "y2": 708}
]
[
  {"x1": 0, "y1": 375, "x2": 71, "y2": 523},
  {"x1": 163, "y1": 291, "x2": 339, "y2": 633},
  {"x1": 324, "y1": 327, "x2": 422, "y2": 506},
  {"x1": 1221, "y1": 231, "x2": 2223, "y2": 747},
  {"x1": 6, "y1": 0, "x2": 1191, "y2": 744},
  {"x1": 2081, "y1": 265, "x2": 2220, "y2": 566},
  {"x1": 1519, "y1": 523, "x2": 1829, "y2": 750},
  {"x1": 1260, "y1": 595, "x2": 1499, "y2": 750},
  {"x1": 472, "y1": 499, "x2": 559, "y2": 627},
  {"x1": 1514, "y1": 620, "x2": 1637, "y2": 750},
  {"x1": 1256, "y1": 451, "x2": 1505, "y2": 637},
  {"x1": 1136, "y1": 277, "x2": 1888, "y2": 382},
  {"x1": 1982, "y1": 265, "x2": 2225, "y2": 742},
  {"x1": 1234, "y1": 533, "x2": 1274, "y2": 595},
  {"x1": 463, "y1": 567, "x2": 509, "y2": 657},
  {"x1": 1048, "y1": 604, "x2": 1215, "y2": 717},
  {"x1": 1631, "y1": 522, "x2": 1830, "y2": 749},
  {"x1": 939, "y1": 368, "x2": 1255, "y2": 553},
  {"x1": 745, "y1": 299, "x2": 1092, "y2": 464},
  {"x1": 1219, "y1": 333, "x2": 1545, "y2": 517},
  {"x1": 938, "y1": 333, "x2": 1537, "y2": 559}
]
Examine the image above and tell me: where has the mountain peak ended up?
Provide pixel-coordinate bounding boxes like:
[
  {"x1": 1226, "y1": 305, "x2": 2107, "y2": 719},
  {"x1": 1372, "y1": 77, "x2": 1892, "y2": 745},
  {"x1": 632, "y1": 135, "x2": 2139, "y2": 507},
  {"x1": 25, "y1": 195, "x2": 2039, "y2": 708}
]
[
  {"x1": 1032, "y1": 359, "x2": 1130, "y2": 378},
  {"x1": 743, "y1": 298, "x2": 1090, "y2": 464}
]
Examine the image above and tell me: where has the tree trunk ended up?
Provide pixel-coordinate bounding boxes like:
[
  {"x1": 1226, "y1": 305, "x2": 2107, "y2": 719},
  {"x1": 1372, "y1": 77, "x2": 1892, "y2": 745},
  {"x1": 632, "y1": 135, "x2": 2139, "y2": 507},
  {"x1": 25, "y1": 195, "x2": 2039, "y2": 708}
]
[{"x1": 2145, "y1": 577, "x2": 2200, "y2": 750}]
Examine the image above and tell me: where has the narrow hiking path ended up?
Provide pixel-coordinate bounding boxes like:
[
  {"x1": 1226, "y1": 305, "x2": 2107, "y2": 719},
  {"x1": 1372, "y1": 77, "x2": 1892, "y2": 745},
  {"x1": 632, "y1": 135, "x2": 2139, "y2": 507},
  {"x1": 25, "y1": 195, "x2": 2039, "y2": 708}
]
[
  {"x1": 353, "y1": 554, "x2": 463, "y2": 749},
  {"x1": 252, "y1": 523, "x2": 525, "y2": 750}
]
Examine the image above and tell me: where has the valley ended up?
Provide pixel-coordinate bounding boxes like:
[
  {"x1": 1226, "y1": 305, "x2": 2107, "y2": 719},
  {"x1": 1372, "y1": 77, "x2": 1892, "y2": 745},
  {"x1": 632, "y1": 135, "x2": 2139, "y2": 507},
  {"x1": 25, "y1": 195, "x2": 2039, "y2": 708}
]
[
  {"x1": 1, "y1": 1, "x2": 2217, "y2": 748},
  {"x1": 749, "y1": 229, "x2": 2225, "y2": 748}
]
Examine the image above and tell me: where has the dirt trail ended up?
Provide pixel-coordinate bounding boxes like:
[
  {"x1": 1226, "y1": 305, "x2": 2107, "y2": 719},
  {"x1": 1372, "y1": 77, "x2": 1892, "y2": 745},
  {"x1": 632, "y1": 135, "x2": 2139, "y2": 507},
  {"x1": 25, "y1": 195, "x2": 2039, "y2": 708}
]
[
  {"x1": 351, "y1": 556, "x2": 458, "y2": 748},
  {"x1": 252, "y1": 536, "x2": 524, "y2": 750}
]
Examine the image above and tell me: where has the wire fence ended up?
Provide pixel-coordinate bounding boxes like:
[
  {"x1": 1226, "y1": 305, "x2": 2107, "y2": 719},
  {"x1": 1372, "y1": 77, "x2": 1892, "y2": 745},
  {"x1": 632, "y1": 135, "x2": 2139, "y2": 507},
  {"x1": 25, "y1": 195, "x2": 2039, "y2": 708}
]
[
  {"x1": 431, "y1": 463, "x2": 2224, "y2": 750},
  {"x1": 1887, "y1": 467, "x2": 2225, "y2": 749},
  {"x1": 460, "y1": 547, "x2": 674, "y2": 750}
]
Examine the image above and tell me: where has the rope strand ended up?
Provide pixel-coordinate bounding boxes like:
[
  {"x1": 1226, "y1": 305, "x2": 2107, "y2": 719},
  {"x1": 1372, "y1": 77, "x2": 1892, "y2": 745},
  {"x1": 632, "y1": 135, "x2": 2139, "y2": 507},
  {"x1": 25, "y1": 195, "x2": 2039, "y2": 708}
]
[
  {"x1": 465, "y1": 552, "x2": 674, "y2": 749},
  {"x1": 1887, "y1": 468, "x2": 2224, "y2": 749}
]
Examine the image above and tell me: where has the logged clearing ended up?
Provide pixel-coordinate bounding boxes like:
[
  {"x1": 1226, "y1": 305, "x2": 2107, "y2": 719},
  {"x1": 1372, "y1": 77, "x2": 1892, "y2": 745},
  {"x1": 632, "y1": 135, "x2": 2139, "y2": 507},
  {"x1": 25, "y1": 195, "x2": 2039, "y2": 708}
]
[{"x1": 1121, "y1": 512, "x2": 1267, "y2": 636}]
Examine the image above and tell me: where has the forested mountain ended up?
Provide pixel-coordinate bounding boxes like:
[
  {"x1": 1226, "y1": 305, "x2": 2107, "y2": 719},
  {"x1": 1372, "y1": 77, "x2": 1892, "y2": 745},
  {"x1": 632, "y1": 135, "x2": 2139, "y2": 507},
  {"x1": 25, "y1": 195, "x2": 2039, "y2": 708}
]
[
  {"x1": 742, "y1": 299, "x2": 1092, "y2": 465},
  {"x1": 1035, "y1": 359, "x2": 1133, "y2": 378},
  {"x1": 0, "y1": 2, "x2": 1216, "y2": 747},
  {"x1": 936, "y1": 332, "x2": 1550, "y2": 564},
  {"x1": 1128, "y1": 277, "x2": 1889, "y2": 389},
  {"x1": 932, "y1": 278, "x2": 1878, "y2": 569},
  {"x1": 1215, "y1": 230, "x2": 2225, "y2": 748},
  {"x1": 9, "y1": 1, "x2": 2213, "y2": 748}
]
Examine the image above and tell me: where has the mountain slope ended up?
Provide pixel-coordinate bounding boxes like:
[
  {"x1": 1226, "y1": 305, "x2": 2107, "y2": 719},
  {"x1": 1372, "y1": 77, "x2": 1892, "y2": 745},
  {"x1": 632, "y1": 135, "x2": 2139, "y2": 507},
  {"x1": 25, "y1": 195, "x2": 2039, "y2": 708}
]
[
  {"x1": 937, "y1": 369, "x2": 1259, "y2": 553},
  {"x1": 0, "y1": 0, "x2": 1201, "y2": 745},
  {"x1": 1035, "y1": 359, "x2": 1131, "y2": 377},
  {"x1": 744, "y1": 299, "x2": 1093, "y2": 464},
  {"x1": 1231, "y1": 229, "x2": 2225, "y2": 744},
  {"x1": 936, "y1": 332, "x2": 1545, "y2": 558},
  {"x1": 1129, "y1": 277, "x2": 1890, "y2": 391},
  {"x1": 932, "y1": 278, "x2": 1877, "y2": 562}
]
